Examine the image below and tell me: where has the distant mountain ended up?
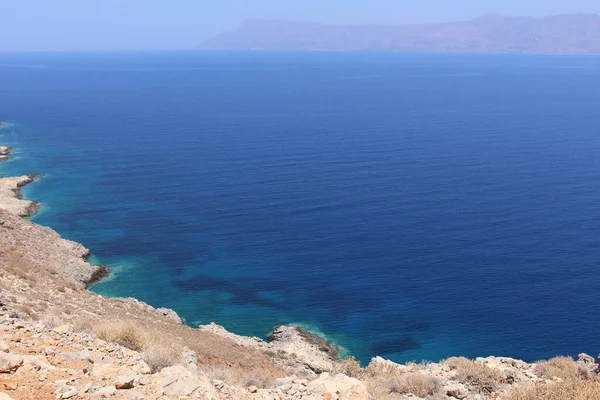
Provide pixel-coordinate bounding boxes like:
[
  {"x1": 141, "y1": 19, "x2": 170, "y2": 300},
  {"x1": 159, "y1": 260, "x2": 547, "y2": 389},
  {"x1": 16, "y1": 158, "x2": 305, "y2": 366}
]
[{"x1": 199, "y1": 13, "x2": 600, "y2": 54}]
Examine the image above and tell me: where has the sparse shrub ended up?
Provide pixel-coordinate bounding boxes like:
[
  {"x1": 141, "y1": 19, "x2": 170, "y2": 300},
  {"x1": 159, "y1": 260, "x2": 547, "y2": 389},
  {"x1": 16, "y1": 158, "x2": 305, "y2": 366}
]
[
  {"x1": 43, "y1": 314, "x2": 64, "y2": 329},
  {"x1": 507, "y1": 379, "x2": 600, "y2": 400},
  {"x1": 96, "y1": 321, "x2": 149, "y2": 351},
  {"x1": 444, "y1": 357, "x2": 504, "y2": 394},
  {"x1": 142, "y1": 346, "x2": 179, "y2": 373},
  {"x1": 334, "y1": 355, "x2": 363, "y2": 378},
  {"x1": 204, "y1": 364, "x2": 236, "y2": 383},
  {"x1": 533, "y1": 356, "x2": 580, "y2": 380},
  {"x1": 364, "y1": 359, "x2": 402, "y2": 377},
  {"x1": 387, "y1": 371, "x2": 441, "y2": 398}
]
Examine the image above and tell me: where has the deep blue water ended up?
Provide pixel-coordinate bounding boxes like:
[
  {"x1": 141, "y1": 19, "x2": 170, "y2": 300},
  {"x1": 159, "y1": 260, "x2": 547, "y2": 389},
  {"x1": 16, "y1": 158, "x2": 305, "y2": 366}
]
[{"x1": 2, "y1": 52, "x2": 600, "y2": 364}]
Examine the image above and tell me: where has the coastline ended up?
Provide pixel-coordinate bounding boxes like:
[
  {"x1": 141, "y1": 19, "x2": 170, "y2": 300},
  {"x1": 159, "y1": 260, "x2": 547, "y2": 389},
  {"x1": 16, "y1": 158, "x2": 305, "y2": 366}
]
[
  {"x1": 2, "y1": 129, "x2": 600, "y2": 399},
  {"x1": 0, "y1": 133, "x2": 342, "y2": 370}
]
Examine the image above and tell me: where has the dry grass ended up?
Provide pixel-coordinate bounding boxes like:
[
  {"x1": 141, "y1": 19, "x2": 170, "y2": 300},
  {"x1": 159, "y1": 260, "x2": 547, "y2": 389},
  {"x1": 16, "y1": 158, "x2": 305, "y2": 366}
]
[
  {"x1": 42, "y1": 314, "x2": 64, "y2": 329},
  {"x1": 507, "y1": 379, "x2": 600, "y2": 400},
  {"x1": 95, "y1": 320, "x2": 151, "y2": 351},
  {"x1": 333, "y1": 355, "x2": 363, "y2": 378},
  {"x1": 533, "y1": 356, "x2": 581, "y2": 380},
  {"x1": 444, "y1": 357, "x2": 504, "y2": 394},
  {"x1": 360, "y1": 360, "x2": 442, "y2": 400},
  {"x1": 387, "y1": 371, "x2": 441, "y2": 397},
  {"x1": 142, "y1": 346, "x2": 179, "y2": 373},
  {"x1": 80, "y1": 319, "x2": 182, "y2": 372}
]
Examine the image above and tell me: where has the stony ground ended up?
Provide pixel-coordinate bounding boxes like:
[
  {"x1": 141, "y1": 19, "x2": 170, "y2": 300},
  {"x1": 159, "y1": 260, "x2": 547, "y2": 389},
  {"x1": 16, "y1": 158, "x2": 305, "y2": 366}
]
[{"x1": 0, "y1": 315, "x2": 371, "y2": 400}]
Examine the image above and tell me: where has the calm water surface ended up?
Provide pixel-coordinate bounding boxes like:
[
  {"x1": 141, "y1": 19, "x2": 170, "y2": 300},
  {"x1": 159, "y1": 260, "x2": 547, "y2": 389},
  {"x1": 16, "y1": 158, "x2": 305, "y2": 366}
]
[{"x1": 1, "y1": 52, "x2": 600, "y2": 363}]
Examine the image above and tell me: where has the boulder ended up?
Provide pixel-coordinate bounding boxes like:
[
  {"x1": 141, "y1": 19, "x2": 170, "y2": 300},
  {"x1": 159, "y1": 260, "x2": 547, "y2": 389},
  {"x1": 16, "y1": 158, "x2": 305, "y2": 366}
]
[
  {"x1": 155, "y1": 364, "x2": 203, "y2": 396},
  {"x1": 306, "y1": 373, "x2": 372, "y2": 400},
  {"x1": 97, "y1": 385, "x2": 117, "y2": 396},
  {"x1": 60, "y1": 386, "x2": 78, "y2": 399},
  {"x1": 115, "y1": 375, "x2": 136, "y2": 389},
  {"x1": 0, "y1": 353, "x2": 23, "y2": 373},
  {"x1": 58, "y1": 350, "x2": 92, "y2": 362},
  {"x1": 445, "y1": 382, "x2": 469, "y2": 399}
]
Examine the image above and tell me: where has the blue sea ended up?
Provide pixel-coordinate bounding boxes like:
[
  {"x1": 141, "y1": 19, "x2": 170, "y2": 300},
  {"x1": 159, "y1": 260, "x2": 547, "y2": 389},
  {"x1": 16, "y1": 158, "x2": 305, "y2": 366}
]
[{"x1": 1, "y1": 52, "x2": 600, "y2": 364}]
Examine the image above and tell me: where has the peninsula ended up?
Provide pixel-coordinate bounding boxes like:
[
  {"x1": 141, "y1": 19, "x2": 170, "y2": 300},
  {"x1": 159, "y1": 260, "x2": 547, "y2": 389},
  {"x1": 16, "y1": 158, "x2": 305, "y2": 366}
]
[
  {"x1": 200, "y1": 13, "x2": 600, "y2": 55},
  {"x1": 1, "y1": 130, "x2": 599, "y2": 399}
]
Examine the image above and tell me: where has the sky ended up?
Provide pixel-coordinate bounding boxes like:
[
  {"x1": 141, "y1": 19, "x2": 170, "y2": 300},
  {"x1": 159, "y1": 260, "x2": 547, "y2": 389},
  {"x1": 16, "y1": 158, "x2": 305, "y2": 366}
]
[{"x1": 2, "y1": 0, "x2": 600, "y2": 51}]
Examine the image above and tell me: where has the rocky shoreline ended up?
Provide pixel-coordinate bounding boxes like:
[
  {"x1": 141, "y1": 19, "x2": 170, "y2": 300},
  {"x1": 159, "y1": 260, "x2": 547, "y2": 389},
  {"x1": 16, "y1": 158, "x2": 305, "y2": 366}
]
[
  {"x1": 1, "y1": 135, "x2": 600, "y2": 399},
  {"x1": 0, "y1": 174, "x2": 42, "y2": 218},
  {"x1": 0, "y1": 145, "x2": 12, "y2": 162}
]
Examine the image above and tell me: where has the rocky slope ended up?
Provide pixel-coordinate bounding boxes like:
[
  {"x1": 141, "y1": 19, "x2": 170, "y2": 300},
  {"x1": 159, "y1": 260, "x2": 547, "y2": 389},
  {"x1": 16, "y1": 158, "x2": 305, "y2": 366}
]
[{"x1": 1, "y1": 140, "x2": 600, "y2": 399}]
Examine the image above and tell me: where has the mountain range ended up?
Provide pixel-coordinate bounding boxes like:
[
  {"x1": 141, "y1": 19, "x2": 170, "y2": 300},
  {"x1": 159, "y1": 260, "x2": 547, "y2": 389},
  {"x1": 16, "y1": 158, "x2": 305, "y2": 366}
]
[{"x1": 199, "y1": 13, "x2": 600, "y2": 54}]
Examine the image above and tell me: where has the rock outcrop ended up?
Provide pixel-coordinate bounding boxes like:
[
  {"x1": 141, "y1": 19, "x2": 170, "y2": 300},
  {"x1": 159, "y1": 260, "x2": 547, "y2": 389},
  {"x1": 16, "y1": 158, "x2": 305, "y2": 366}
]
[
  {"x1": 0, "y1": 146, "x2": 11, "y2": 163},
  {"x1": 199, "y1": 323, "x2": 338, "y2": 374}
]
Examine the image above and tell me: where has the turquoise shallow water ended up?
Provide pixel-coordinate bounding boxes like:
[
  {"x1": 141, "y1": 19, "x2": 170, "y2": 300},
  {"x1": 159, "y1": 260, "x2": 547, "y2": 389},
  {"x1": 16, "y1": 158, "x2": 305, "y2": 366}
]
[{"x1": 2, "y1": 52, "x2": 600, "y2": 363}]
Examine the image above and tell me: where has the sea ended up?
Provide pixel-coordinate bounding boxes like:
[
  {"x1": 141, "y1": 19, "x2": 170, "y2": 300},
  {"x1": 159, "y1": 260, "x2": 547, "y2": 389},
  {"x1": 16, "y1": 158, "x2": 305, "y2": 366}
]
[{"x1": 1, "y1": 51, "x2": 600, "y2": 364}]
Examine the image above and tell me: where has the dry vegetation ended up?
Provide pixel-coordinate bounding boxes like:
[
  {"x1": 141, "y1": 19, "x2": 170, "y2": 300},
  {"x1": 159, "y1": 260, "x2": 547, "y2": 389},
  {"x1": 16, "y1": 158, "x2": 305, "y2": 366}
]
[
  {"x1": 507, "y1": 379, "x2": 600, "y2": 400},
  {"x1": 387, "y1": 371, "x2": 441, "y2": 397},
  {"x1": 444, "y1": 357, "x2": 505, "y2": 394},
  {"x1": 342, "y1": 359, "x2": 445, "y2": 400},
  {"x1": 533, "y1": 356, "x2": 582, "y2": 380},
  {"x1": 333, "y1": 355, "x2": 363, "y2": 378},
  {"x1": 142, "y1": 346, "x2": 181, "y2": 373}
]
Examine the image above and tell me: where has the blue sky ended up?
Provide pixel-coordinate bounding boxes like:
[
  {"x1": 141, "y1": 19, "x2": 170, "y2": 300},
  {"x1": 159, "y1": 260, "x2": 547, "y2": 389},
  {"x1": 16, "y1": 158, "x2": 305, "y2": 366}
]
[{"x1": 2, "y1": 0, "x2": 600, "y2": 51}]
